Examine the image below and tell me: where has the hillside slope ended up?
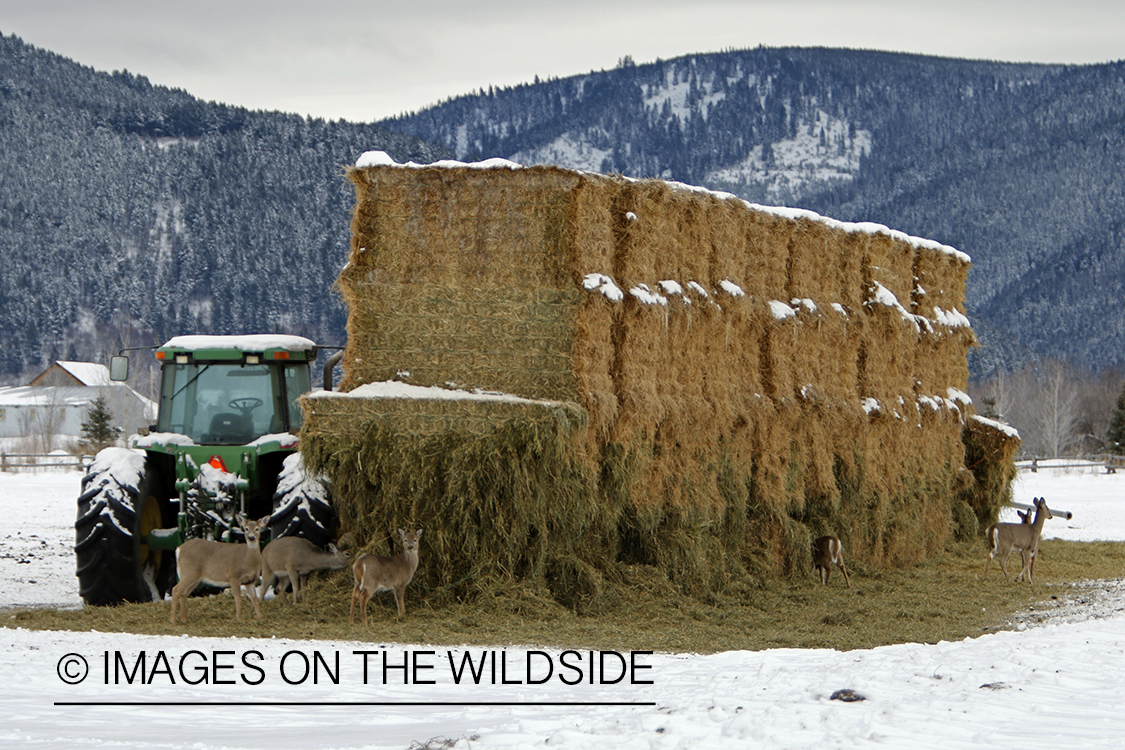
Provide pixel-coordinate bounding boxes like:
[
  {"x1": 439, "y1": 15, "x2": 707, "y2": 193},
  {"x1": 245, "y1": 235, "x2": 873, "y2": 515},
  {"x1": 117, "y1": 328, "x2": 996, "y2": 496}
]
[
  {"x1": 382, "y1": 48, "x2": 1125, "y2": 373},
  {"x1": 0, "y1": 32, "x2": 450, "y2": 378}
]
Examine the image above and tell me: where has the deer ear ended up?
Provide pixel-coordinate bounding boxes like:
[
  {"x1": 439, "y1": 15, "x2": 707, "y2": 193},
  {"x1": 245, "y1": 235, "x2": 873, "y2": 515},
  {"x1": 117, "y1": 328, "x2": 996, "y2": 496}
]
[
  {"x1": 398, "y1": 528, "x2": 405, "y2": 537},
  {"x1": 416, "y1": 529, "x2": 423, "y2": 539}
]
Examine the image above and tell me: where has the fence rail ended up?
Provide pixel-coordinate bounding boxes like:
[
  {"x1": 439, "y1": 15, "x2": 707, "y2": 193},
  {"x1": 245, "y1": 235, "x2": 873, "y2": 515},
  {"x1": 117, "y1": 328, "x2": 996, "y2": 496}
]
[
  {"x1": 1016, "y1": 454, "x2": 1125, "y2": 474},
  {"x1": 0, "y1": 452, "x2": 94, "y2": 471}
]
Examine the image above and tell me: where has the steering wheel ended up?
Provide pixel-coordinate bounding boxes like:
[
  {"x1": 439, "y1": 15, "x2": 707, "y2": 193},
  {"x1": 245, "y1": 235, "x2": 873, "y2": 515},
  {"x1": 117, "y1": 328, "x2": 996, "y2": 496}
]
[{"x1": 229, "y1": 397, "x2": 264, "y2": 415}]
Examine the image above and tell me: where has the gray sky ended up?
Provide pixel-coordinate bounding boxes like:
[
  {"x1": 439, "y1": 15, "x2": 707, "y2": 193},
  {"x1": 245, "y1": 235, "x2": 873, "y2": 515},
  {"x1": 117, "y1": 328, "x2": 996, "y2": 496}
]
[{"x1": 3, "y1": 0, "x2": 1123, "y2": 122}]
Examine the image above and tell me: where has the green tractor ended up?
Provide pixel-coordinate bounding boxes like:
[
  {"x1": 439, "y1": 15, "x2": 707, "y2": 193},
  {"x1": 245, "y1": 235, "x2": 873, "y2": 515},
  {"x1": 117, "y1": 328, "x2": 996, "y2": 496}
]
[{"x1": 75, "y1": 334, "x2": 342, "y2": 606}]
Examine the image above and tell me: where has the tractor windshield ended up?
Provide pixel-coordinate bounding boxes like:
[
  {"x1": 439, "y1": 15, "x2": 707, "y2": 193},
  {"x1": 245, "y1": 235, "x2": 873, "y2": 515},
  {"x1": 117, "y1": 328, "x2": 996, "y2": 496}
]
[{"x1": 156, "y1": 362, "x2": 311, "y2": 444}]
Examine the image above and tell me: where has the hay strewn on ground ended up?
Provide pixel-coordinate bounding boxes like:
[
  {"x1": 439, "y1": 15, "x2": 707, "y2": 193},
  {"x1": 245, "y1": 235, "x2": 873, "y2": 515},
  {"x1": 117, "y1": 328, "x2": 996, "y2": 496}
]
[{"x1": 301, "y1": 154, "x2": 1018, "y2": 608}]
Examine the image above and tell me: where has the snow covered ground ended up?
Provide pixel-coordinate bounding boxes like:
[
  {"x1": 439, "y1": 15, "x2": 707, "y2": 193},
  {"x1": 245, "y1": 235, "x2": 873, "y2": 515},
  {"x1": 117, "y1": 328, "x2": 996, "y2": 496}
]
[{"x1": 2, "y1": 463, "x2": 1124, "y2": 749}]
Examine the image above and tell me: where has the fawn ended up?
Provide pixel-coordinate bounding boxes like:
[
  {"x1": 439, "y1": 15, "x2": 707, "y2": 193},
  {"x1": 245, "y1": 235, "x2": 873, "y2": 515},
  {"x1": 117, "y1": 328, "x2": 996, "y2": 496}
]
[
  {"x1": 259, "y1": 537, "x2": 349, "y2": 604},
  {"x1": 169, "y1": 514, "x2": 268, "y2": 624},
  {"x1": 349, "y1": 528, "x2": 422, "y2": 624},
  {"x1": 985, "y1": 497, "x2": 1052, "y2": 583},
  {"x1": 813, "y1": 535, "x2": 851, "y2": 587}
]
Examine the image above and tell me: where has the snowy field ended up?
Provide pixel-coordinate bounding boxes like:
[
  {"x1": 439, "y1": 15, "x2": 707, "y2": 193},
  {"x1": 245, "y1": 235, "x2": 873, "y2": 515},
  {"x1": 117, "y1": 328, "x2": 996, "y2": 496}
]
[{"x1": 2, "y1": 463, "x2": 1124, "y2": 749}]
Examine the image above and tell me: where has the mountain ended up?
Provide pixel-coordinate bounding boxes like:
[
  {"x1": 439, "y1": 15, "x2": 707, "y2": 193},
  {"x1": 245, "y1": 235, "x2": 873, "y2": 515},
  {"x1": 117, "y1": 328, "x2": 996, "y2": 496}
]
[
  {"x1": 380, "y1": 48, "x2": 1125, "y2": 376},
  {"x1": 3, "y1": 35, "x2": 1125, "y2": 381},
  {"x1": 0, "y1": 32, "x2": 450, "y2": 380}
]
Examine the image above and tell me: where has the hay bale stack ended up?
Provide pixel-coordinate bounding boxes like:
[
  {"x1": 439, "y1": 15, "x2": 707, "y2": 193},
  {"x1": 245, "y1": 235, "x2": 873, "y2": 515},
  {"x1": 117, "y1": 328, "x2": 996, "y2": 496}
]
[{"x1": 300, "y1": 152, "x2": 1014, "y2": 605}]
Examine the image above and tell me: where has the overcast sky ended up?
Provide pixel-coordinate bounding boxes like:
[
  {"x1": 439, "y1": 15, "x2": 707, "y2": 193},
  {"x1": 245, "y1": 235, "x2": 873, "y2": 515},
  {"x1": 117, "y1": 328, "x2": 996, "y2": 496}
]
[{"x1": 3, "y1": 1, "x2": 1123, "y2": 123}]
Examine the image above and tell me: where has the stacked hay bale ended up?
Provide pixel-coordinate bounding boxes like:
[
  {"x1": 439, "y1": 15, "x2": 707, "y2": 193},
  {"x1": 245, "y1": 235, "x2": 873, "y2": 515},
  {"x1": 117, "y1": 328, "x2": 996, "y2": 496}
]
[{"x1": 300, "y1": 151, "x2": 1016, "y2": 606}]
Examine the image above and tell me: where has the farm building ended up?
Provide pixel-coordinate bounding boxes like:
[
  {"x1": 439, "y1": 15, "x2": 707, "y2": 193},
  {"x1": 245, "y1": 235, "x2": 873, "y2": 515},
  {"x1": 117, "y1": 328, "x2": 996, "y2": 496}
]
[
  {"x1": 0, "y1": 362, "x2": 155, "y2": 447},
  {"x1": 300, "y1": 152, "x2": 1018, "y2": 605}
]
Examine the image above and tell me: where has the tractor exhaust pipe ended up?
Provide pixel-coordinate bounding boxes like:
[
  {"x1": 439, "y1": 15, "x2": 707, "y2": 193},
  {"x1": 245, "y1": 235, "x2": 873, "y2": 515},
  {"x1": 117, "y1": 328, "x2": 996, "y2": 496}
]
[
  {"x1": 1009, "y1": 500, "x2": 1074, "y2": 520},
  {"x1": 323, "y1": 350, "x2": 344, "y2": 391}
]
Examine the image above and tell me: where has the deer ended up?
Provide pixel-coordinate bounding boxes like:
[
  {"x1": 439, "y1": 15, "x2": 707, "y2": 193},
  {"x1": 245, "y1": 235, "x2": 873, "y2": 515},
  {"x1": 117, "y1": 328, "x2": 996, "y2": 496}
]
[
  {"x1": 1013, "y1": 506, "x2": 1039, "y2": 578},
  {"x1": 259, "y1": 536, "x2": 349, "y2": 605},
  {"x1": 170, "y1": 514, "x2": 269, "y2": 624},
  {"x1": 813, "y1": 535, "x2": 851, "y2": 587},
  {"x1": 349, "y1": 528, "x2": 423, "y2": 624},
  {"x1": 984, "y1": 496, "x2": 1053, "y2": 583}
]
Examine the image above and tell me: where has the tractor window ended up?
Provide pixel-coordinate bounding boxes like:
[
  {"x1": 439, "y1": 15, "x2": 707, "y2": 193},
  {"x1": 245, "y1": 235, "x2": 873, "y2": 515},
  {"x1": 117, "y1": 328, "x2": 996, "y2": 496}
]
[
  {"x1": 283, "y1": 363, "x2": 312, "y2": 432},
  {"x1": 158, "y1": 363, "x2": 281, "y2": 445}
]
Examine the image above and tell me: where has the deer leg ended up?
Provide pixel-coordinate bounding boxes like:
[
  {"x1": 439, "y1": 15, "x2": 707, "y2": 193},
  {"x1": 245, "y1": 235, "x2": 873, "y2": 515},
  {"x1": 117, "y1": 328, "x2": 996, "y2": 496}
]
[
  {"x1": 361, "y1": 589, "x2": 372, "y2": 626},
  {"x1": 287, "y1": 566, "x2": 301, "y2": 604},
  {"x1": 1016, "y1": 548, "x2": 1034, "y2": 583},
  {"x1": 231, "y1": 578, "x2": 243, "y2": 620},
  {"x1": 246, "y1": 580, "x2": 263, "y2": 620},
  {"x1": 394, "y1": 585, "x2": 406, "y2": 617},
  {"x1": 998, "y1": 549, "x2": 1012, "y2": 582}
]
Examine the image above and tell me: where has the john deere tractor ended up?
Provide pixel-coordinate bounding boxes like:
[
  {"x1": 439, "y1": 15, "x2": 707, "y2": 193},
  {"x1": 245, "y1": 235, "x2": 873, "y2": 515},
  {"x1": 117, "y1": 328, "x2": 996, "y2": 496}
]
[{"x1": 75, "y1": 334, "x2": 342, "y2": 606}]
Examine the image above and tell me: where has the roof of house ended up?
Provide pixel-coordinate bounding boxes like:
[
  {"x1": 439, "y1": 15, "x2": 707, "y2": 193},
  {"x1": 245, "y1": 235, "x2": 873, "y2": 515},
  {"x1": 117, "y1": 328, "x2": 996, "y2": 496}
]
[
  {"x1": 55, "y1": 362, "x2": 112, "y2": 386},
  {"x1": 0, "y1": 384, "x2": 156, "y2": 409},
  {"x1": 36, "y1": 362, "x2": 113, "y2": 387}
]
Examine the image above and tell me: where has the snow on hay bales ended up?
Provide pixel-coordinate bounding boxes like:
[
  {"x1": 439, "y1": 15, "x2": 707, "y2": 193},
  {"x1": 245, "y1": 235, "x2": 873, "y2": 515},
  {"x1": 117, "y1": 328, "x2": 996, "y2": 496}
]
[{"x1": 300, "y1": 151, "x2": 1014, "y2": 605}]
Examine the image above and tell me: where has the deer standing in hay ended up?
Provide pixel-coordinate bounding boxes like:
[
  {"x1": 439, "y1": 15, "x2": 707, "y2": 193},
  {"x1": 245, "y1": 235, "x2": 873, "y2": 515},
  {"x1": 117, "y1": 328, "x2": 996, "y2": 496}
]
[
  {"x1": 170, "y1": 514, "x2": 268, "y2": 624},
  {"x1": 984, "y1": 497, "x2": 1052, "y2": 583},
  {"x1": 813, "y1": 535, "x2": 851, "y2": 587},
  {"x1": 259, "y1": 537, "x2": 349, "y2": 605},
  {"x1": 349, "y1": 528, "x2": 423, "y2": 624}
]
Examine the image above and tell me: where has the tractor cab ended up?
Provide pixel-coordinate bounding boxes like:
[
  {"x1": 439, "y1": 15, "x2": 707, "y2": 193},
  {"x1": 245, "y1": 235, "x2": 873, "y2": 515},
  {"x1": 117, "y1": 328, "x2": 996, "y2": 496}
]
[{"x1": 149, "y1": 335, "x2": 315, "y2": 446}]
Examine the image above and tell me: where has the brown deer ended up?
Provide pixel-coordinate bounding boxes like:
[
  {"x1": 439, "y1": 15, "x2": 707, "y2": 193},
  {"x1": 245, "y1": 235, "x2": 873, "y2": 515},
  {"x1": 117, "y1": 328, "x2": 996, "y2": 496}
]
[
  {"x1": 985, "y1": 497, "x2": 1053, "y2": 583},
  {"x1": 170, "y1": 514, "x2": 268, "y2": 624},
  {"x1": 259, "y1": 537, "x2": 349, "y2": 605},
  {"x1": 349, "y1": 528, "x2": 422, "y2": 624},
  {"x1": 813, "y1": 535, "x2": 851, "y2": 587}
]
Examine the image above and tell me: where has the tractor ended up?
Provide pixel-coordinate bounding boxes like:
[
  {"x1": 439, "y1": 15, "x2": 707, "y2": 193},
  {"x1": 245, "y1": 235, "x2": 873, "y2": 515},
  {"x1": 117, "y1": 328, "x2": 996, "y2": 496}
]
[{"x1": 75, "y1": 334, "x2": 342, "y2": 606}]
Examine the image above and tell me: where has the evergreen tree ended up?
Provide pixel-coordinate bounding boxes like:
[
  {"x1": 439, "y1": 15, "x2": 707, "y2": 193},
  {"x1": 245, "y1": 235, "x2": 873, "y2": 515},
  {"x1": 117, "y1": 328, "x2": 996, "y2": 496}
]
[
  {"x1": 80, "y1": 396, "x2": 121, "y2": 451},
  {"x1": 1106, "y1": 383, "x2": 1125, "y2": 455}
]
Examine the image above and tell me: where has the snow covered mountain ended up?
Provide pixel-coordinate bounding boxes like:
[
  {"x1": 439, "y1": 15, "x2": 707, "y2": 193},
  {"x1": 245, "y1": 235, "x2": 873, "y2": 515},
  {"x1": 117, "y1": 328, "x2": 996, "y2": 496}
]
[
  {"x1": 4, "y1": 35, "x2": 1125, "y2": 379},
  {"x1": 381, "y1": 49, "x2": 1125, "y2": 375}
]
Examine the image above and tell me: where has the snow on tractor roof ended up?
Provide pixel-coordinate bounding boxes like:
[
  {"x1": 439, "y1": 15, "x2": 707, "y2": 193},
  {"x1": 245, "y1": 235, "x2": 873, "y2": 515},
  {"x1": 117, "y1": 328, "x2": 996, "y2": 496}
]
[{"x1": 161, "y1": 334, "x2": 317, "y2": 352}]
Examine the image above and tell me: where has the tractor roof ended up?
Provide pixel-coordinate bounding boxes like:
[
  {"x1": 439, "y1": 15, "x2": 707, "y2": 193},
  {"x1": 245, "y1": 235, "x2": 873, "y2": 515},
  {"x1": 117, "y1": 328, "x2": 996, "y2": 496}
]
[{"x1": 157, "y1": 334, "x2": 318, "y2": 363}]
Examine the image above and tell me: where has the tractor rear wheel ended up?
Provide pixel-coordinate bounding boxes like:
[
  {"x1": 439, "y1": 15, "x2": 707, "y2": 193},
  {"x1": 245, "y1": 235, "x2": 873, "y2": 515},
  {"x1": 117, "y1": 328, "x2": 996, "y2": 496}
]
[
  {"x1": 75, "y1": 448, "x2": 173, "y2": 605},
  {"x1": 269, "y1": 452, "x2": 336, "y2": 548}
]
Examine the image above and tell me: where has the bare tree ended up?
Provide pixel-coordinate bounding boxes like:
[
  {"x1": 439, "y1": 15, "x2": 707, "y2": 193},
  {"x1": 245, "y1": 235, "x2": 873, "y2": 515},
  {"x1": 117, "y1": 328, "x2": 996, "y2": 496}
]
[
  {"x1": 972, "y1": 358, "x2": 1088, "y2": 458},
  {"x1": 1037, "y1": 359, "x2": 1082, "y2": 457}
]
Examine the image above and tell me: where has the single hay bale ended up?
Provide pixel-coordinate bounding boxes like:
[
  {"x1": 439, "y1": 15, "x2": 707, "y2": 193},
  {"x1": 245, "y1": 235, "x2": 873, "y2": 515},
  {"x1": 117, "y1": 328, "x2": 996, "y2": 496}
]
[
  {"x1": 951, "y1": 500, "x2": 980, "y2": 543},
  {"x1": 787, "y1": 217, "x2": 846, "y2": 302},
  {"x1": 959, "y1": 415, "x2": 1021, "y2": 527}
]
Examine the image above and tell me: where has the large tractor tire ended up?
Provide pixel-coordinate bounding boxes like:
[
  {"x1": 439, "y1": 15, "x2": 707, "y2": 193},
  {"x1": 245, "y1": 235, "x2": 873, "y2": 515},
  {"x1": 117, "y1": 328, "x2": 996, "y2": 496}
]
[
  {"x1": 75, "y1": 448, "x2": 174, "y2": 605},
  {"x1": 269, "y1": 452, "x2": 336, "y2": 548}
]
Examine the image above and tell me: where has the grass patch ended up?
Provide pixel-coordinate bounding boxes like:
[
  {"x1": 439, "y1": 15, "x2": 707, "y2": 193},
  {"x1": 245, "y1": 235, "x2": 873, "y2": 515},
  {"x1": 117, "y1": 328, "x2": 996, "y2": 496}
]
[{"x1": 7, "y1": 540, "x2": 1123, "y2": 653}]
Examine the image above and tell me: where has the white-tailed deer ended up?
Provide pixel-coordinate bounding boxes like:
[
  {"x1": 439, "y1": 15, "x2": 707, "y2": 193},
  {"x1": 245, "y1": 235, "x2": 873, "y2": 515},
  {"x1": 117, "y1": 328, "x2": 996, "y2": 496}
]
[
  {"x1": 813, "y1": 535, "x2": 851, "y2": 587},
  {"x1": 259, "y1": 537, "x2": 348, "y2": 604},
  {"x1": 985, "y1": 497, "x2": 1052, "y2": 583},
  {"x1": 349, "y1": 528, "x2": 422, "y2": 623},
  {"x1": 169, "y1": 514, "x2": 268, "y2": 624}
]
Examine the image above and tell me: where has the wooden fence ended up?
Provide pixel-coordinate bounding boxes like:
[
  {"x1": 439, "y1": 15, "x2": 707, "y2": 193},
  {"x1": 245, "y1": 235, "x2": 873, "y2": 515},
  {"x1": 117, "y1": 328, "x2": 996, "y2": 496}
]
[
  {"x1": 0, "y1": 452, "x2": 94, "y2": 471},
  {"x1": 1017, "y1": 454, "x2": 1125, "y2": 474}
]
